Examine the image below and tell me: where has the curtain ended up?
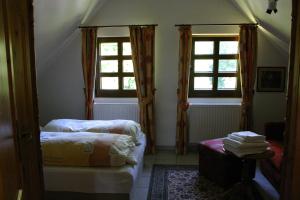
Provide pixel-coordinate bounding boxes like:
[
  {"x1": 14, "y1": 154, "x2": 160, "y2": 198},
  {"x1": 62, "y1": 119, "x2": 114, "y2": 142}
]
[
  {"x1": 81, "y1": 28, "x2": 97, "y2": 120},
  {"x1": 129, "y1": 26, "x2": 156, "y2": 154},
  {"x1": 176, "y1": 25, "x2": 192, "y2": 154},
  {"x1": 239, "y1": 25, "x2": 258, "y2": 130}
]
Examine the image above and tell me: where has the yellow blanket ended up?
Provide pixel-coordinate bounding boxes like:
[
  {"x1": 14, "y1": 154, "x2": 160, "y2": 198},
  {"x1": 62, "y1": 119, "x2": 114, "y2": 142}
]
[{"x1": 41, "y1": 132, "x2": 136, "y2": 167}]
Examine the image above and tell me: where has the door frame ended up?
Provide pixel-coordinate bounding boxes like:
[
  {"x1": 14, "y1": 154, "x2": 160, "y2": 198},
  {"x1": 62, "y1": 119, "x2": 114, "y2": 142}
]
[
  {"x1": 281, "y1": 0, "x2": 300, "y2": 199},
  {"x1": 2, "y1": 0, "x2": 45, "y2": 199}
]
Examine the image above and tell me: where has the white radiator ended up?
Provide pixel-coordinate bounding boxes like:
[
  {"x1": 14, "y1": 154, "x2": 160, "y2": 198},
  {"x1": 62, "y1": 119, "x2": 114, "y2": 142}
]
[
  {"x1": 188, "y1": 104, "x2": 241, "y2": 143},
  {"x1": 93, "y1": 103, "x2": 139, "y2": 122}
]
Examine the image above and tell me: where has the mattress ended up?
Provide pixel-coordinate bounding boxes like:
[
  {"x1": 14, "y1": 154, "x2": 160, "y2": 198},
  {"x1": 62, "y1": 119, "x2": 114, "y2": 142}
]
[{"x1": 43, "y1": 133, "x2": 146, "y2": 194}]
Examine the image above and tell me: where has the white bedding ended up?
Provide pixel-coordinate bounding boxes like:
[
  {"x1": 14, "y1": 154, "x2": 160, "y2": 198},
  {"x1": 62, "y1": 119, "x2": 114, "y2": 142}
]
[
  {"x1": 42, "y1": 119, "x2": 142, "y2": 145},
  {"x1": 43, "y1": 133, "x2": 146, "y2": 194}
]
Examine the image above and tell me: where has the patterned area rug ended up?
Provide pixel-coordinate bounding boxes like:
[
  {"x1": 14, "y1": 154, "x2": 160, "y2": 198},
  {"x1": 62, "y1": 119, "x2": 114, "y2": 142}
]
[{"x1": 147, "y1": 165, "x2": 224, "y2": 200}]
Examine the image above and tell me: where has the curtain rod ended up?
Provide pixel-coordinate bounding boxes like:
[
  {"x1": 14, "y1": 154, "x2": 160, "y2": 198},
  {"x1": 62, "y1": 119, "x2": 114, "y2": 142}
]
[
  {"x1": 79, "y1": 24, "x2": 158, "y2": 28},
  {"x1": 174, "y1": 23, "x2": 258, "y2": 27}
]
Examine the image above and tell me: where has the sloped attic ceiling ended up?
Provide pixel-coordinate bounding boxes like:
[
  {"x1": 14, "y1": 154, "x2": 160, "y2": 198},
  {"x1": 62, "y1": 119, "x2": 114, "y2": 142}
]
[
  {"x1": 229, "y1": 0, "x2": 291, "y2": 52},
  {"x1": 34, "y1": 0, "x2": 291, "y2": 74},
  {"x1": 34, "y1": 0, "x2": 107, "y2": 72}
]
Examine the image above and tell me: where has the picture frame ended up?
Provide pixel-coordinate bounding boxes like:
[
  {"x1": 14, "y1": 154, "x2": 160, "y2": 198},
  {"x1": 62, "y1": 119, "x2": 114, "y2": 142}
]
[{"x1": 256, "y1": 67, "x2": 286, "y2": 92}]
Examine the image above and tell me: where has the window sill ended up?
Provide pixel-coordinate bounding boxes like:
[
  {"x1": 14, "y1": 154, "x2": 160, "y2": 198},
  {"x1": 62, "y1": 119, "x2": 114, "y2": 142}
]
[
  {"x1": 94, "y1": 98, "x2": 138, "y2": 104},
  {"x1": 188, "y1": 98, "x2": 241, "y2": 106}
]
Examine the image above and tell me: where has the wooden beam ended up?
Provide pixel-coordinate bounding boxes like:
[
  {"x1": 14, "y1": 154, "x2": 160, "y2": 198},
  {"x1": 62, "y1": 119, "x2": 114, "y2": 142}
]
[
  {"x1": 79, "y1": 24, "x2": 158, "y2": 28},
  {"x1": 174, "y1": 23, "x2": 258, "y2": 27}
]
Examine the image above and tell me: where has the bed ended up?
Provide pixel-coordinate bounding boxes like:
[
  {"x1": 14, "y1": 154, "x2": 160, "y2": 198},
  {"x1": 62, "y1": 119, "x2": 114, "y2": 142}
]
[{"x1": 41, "y1": 119, "x2": 146, "y2": 200}]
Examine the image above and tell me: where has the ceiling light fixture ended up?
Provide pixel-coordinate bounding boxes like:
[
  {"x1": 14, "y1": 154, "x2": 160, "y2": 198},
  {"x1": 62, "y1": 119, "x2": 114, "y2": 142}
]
[{"x1": 266, "y1": 0, "x2": 278, "y2": 14}]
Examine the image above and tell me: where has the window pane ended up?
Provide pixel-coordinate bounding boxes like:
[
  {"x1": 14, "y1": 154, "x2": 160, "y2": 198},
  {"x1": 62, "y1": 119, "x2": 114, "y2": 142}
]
[
  {"x1": 123, "y1": 77, "x2": 136, "y2": 90},
  {"x1": 123, "y1": 42, "x2": 132, "y2": 55},
  {"x1": 219, "y1": 41, "x2": 238, "y2": 54},
  {"x1": 218, "y1": 59, "x2": 238, "y2": 72},
  {"x1": 195, "y1": 41, "x2": 214, "y2": 55},
  {"x1": 123, "y1": 60, "x2": 134, "y2": 72},
  {"x1": 100, "y1": 43, "x2": 118, "y2": 56},
  {"x1": 194, "y1": 59, "x2": 213, "y2": 73},
  {"x1": 218, "y1": 77, "x2": 237, "y2": 90},
  {"x1": 101, "y1": 77, "x2": 118, "y2": 90},
  {"x1": 100, "y1": 60, "x2": 118, "y2": 72},
  {"x1": 194, "y1": 77, "x2": 213, "y2": 90}
]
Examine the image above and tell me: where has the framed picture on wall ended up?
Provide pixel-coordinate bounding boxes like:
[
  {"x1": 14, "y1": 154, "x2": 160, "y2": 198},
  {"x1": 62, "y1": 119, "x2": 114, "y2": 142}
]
[{"x1": 257, "y1": 67, "x2": 286, "y2": 92}]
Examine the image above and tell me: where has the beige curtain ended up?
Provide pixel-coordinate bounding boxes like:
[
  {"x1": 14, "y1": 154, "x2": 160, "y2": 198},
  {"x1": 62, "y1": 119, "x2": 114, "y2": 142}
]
[
  {"x1": 239, "y1": 25, "x2": 258, "y2": 130},
  {"x1": 129, "y1": 26, "x2": 156, "y2": 154},
  {"x1": 81, "y1": 28, "x2": 97, "y2": 119},
  {"x1": 176, "y1": 25, "x2": 192, "y2": 154}
]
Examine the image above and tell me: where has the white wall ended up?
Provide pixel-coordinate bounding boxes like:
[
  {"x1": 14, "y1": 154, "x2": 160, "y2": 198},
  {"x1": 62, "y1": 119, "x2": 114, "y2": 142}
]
[
  {"x1": 253, "y1": 29, "x2": 288, "y2": 133},
  {"x1": 38, "y1": 30, "x2": 85, "y2": 124},
  {"x1": 37, "y1": 0, "x2": 289, "y2": 146}
]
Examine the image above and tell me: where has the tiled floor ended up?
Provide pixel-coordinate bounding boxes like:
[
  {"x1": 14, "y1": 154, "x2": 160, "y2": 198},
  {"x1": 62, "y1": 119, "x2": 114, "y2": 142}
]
[
  {"x1": 255, "y1": 167, "x2": 280, "y2": 200},
  {"x1": 133, "y1": 150, "x2": 198, "y2": 200},
  {"x1": 133, "y1": 150, "x2": 279, "y2": 200}
]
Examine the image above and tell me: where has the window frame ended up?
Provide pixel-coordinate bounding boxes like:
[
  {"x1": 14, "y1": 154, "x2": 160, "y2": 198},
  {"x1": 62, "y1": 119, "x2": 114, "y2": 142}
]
[
  {"x1": 95, "y1": 37, "x2": 137, "y2": 97},
  {"x1": 189, "y1": 35, "x2": 241, "y2": 98}
]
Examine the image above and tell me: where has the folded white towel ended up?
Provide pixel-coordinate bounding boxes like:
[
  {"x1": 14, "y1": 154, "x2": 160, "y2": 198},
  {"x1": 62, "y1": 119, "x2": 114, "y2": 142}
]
[
  {"x1": 223, "y1": 143, "x2": 267, "y2": 153},
  {"x1": 230, "y1": 131, "x2": 266, "y2": 142},
  {"x1": 223, "y1": 143, "x2": 267, "y2": 157},
  {"x1": 223, "y1": 138, "x2": 268, "y2": 149},
  {"x1": 228, "y1": 134, "x2": 265, "y2": 143}
]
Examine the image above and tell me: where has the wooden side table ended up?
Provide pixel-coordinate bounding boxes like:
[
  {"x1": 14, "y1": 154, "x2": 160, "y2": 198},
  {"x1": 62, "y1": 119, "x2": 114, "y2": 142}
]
[
  {"x1": 198, "y1": 138, "x2": 243, "y2": 188},
  {"x1": 222, "y1": 149, "x2": 275, "y2": 200}
]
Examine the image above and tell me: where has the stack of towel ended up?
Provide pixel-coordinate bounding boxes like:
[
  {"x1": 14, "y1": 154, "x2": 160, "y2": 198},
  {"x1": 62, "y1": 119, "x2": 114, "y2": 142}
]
[{"x1": 223, "y1": 131, "x2": 268, "y2": 157}]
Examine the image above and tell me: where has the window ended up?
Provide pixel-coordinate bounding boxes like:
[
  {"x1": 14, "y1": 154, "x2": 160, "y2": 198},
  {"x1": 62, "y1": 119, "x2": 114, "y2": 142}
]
[
  {"x1": 95, "y1": 37, "x2": 136, "y2": 97},
  {"x1": 189, "y1": 36, "x2": 241, "y2": 97}
]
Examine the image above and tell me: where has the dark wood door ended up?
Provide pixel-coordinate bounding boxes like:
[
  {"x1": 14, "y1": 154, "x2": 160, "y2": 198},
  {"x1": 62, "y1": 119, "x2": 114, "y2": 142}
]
[
  {"x1": 0, "y1": 0, "x2": 44, "y2": 199},
  {"x1": 0, "y1": 2, "x2": 22, "y2": 200}
]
